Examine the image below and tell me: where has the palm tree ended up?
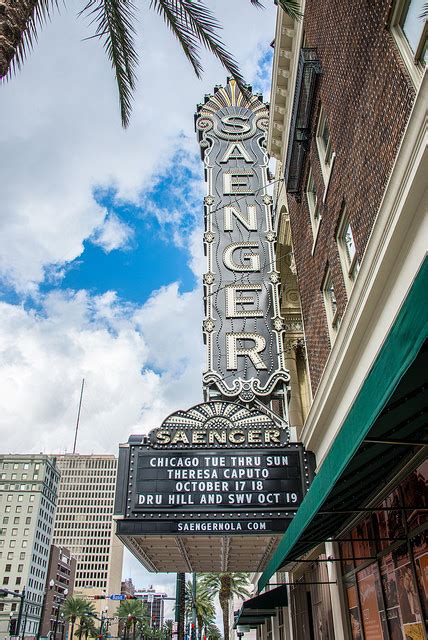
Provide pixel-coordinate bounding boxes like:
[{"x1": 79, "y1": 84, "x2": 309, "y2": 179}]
[
  {"x1": 0, "y1": 0, "x2": 302, "y2": 128},
  {"x1": 63, "y1": 596, "x2": 96, "y2": 640},
  {"x1": 75, "y1": 615, "x2": 98, "y2": 640},
  {"x1": 118, "y1": 599, "x2": 148, "y2": 640},
  {"x1": 163, "y1": 619, "x2": 173, "y2": 640},
  {"x1": 200, "y1": 574, "x2": 251, "y2": 640},
  {"x1": 205, "y1": 624, "x2": 222, "y2": 640},
  {"x1": 185, "y1": 577, "x2": 215, "y2": 640}
]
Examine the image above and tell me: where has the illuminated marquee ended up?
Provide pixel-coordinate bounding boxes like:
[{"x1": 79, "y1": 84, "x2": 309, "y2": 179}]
[
  {"x1": 195, "y1": 79, "x2": 289, "y2": 402},
  {"x1": 115, "y1": 402, "x2": 315, "y2": 539}
]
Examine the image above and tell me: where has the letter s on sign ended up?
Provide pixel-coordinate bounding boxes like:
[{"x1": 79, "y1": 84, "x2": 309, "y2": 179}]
[
  {"x1": 156, "y1": 429, "x2": 171, "y2": 444},
  {"x1": 220, "y1": 115, "x2": 251, "y2": 135}
]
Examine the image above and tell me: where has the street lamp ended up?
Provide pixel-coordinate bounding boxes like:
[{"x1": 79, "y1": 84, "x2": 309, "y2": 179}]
[
  {"x1": 9, "y1": 611, "x2": 16, "y2": 636},
  {"x1": 60, "y1": 613, "x2": 65, "y2": 640},
  {"x1": 53, "y1": 589, "x2": 68, "y2": 640}
]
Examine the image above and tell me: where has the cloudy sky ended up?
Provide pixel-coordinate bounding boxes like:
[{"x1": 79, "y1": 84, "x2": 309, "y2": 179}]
[{"x1": 0, "y1": 0, "x2": 276, "y2": 607}]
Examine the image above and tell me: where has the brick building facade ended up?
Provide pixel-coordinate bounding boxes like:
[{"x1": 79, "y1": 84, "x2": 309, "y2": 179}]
[{"x1": 286, "y1": 0, "x2": 417, "y2": 392}]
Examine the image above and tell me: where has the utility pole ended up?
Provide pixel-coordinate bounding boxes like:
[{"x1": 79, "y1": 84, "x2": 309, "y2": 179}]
[
  {"x1": 191, "y1": 574, "x2": 196, "y2": 640},
  {"x1": 174, "y1": 573, "x2": 185, "y2": 640}
]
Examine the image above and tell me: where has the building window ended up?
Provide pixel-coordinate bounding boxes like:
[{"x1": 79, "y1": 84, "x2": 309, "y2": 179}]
[
  {"x1": 306, "y1": 167, "x2": 322, "y2": 247},
  {"x1": 316, "y1": 106, "x2": 336, "y2": 189},
  {"x1": 337, "y1": 209, "x2": 359, "y2": 295},
  {"x1": 322, "y1": 267, "x2": 339, "y2": 342},
  {"x1": 391, "y1": 0, "x2": 427, "y2": 84}
]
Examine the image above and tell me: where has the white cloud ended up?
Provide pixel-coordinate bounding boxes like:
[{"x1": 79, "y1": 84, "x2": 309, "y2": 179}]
[
  {"x1": 91, "y1": 212, "x2": 134, "y2": 252},
  {"x1": 0, "y1": 284, "x2": 204, "y2": 454}
]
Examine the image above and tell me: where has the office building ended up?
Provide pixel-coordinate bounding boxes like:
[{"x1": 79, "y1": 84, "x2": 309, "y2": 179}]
[
  {"x1": 52, "y1": 455, "x2": 124, "y2": 626},
  {"x1": 135, "y1": 588, "x2": 167, "y2": 630},
  {"x1": 233, "y1": 1, "x2": 427, "y2": 639},
  {"x1": 0, "y1": 454, "x2": 60, "y2": 637}
]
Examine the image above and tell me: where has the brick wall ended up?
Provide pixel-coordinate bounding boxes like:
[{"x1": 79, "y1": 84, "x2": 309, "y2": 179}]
[{"x1": 286, "y1": 0, "x2": 416, "y2": 393}]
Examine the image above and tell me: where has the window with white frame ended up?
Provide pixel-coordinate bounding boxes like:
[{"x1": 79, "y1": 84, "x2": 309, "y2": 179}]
[
  {"x1": 322, "y1": 267, "x2": 339, "y2": 342},
  {"x1": 337, "y1": 208, "x2": 359, "y2": 294},
  {"x1": 316, "y1": 106, "x2": 335, "y2": 187},
  {"x1": 306, "y1": 167, "x2": 321, "y2": 241},
  {"x1": 391, "y1": 0, "x2": 427, "y2": 84}
]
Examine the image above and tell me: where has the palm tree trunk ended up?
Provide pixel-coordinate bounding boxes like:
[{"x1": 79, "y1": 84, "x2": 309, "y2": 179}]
[
  {"x1": 178, "y1": 573, "x2": 186, "y2": 640},
  {"x1": 0, "y1": 0, "x2": 38, "y2": 77},
  {"x1": 132, "y1": 620, "x2": 136, "y2": 640},
  {"x1": 219, "y1": 600, "x2": 229, "y2": 640},
  {"x1": 70, "y1": 619, "x2": 75, "y2": 640}
]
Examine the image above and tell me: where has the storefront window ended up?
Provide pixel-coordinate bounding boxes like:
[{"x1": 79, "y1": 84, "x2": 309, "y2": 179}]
[
  {"x1": 401, "y1": 459, "x2": 428, "y2": 528},
  {"x1": 346, "y1": 582, "x2": 363, "y2": 640},
  {"x1": 357, "y1": 563, "x2": 387, "y2": 639},
  {"x1": 341, "y1": 539, "x2": 355, "y2": 575},
  {"x1": 340, "y1": 462, "x2": 428, "y2": 640},
  {"x1": 411, "y1": 532, "x2": 428, "y2": 621},
  {"x1": 352, "y1": 517, "x2": 376, "y2": 567}
]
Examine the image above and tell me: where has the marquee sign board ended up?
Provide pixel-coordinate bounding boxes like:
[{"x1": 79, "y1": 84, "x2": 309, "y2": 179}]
[
  {"x1": 115, "y1": 403, "x2": 315, "y2": 551},
  {"x1": 195, "y1": 79, "x2": 289, "y2": 403}
]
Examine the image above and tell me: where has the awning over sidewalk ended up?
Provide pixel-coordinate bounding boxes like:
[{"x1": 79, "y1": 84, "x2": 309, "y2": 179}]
[
  {"x1": 234, "y1": 585, "x2": 289, "y2": 628},
  {"x1": 258, "y1": 259, "x2": 428, "y2": 593}
]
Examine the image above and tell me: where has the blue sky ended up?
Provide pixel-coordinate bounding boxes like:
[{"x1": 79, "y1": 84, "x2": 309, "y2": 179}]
[{"x1": 44, "y1": 151, "x2": 201, "y2": 304}]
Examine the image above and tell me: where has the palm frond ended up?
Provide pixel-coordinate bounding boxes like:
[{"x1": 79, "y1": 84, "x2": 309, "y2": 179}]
[
  {"x1": 4, "y1": 0, "x2": 59, "y2": 79},
  {"x1": 276, "y1": 0, "x2": 303, "y2": 20},
  {"x1": 150, "y1": 0, "x2": 203, "y2": 77},
  {"x1": 80, "y1": 0, "x2": 138, "y2": 128},
  {"x1": 249, "y1": 0, "x2": 265, "y2": 8},
  {"x1": 150, "y1": 0, "x2": 247, "y2": 93}
]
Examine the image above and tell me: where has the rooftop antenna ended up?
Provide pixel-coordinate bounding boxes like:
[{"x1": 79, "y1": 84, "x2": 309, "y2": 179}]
[{"x1": 73, "y1": 378, "x2": 85, "y2": 454}]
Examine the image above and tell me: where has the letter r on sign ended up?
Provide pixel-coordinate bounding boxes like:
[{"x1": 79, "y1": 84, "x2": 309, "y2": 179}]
[{"x1": 226, "y1": 332, "x2": 267, "y2": 370}]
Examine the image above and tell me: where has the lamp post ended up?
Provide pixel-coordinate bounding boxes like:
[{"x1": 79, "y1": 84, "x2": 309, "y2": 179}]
[
  {"x1": 37, "y1": 579, "x2": 55, "y2": 640},
  {"x1": 21, "y1": 605, "x2": 28, "y2": 640},
  {"x1": 60, "y1": 613, "x2": 65, "y2": 640},
  {"x1": 9, "y1": 611, "x2": 16, "y2": 636},
  {"x1": 53, "y1": 589, "x2": 68, "y2": 640}
]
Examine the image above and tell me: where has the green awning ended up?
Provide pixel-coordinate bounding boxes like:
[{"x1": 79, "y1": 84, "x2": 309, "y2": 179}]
[
  {"x1": 234, "y1": 585, "x2": 289, "y2": 628},
  {"x1": 258, "y1": 258, "x2": 428, "y2": 593}
]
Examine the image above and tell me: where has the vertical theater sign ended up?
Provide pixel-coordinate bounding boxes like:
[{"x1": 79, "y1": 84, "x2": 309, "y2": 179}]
[
  {"x1": 114, "y1": 81, "x2": 315, "y2": 573},
  {"x1": 196, "y1": 79, "x2": 289, "y2": 406}
]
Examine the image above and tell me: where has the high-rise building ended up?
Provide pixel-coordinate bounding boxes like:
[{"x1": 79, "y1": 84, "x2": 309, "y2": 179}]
[
  {"x1": 135, "y1": 588, "x2": 167, "y2": 630},
  {"x1": 233, "y1": 1, "x2": 427, "y2": 640},
  {"x1": 52, "y1": 455, "x2": 124, "y2": 624},
  {"x1": 39, "y1": 545, "x2": 76, "y2": 639},
  {"x1": 121, "y1": 577, "x2": 135, "y2": 597},
  {"x1": 0, "y1": 454, "x2": 60, "y2": 638}
]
